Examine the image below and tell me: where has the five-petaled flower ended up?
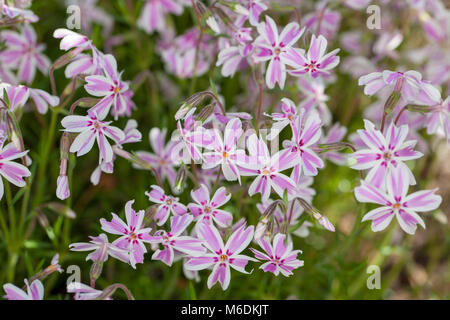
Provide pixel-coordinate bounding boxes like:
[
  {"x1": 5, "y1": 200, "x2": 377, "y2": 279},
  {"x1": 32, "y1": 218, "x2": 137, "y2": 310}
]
[
  {"x1": 100, "y1": 200, "x2": 153, "y2": 268},
  {"x1": 149, "y1": 214, "x2": 206, "y2": 266},
  {"x1": 61, "y1": 111, "x2": 125, "y2": 164},
  {"x1": 250, "y1": 233, "x2": 304, "y2": 276},
  {"x1": 188, "y1": 184, "x2": 233, "y2": 229},
  {"x1": 185, "y1": 223, "x2": 256, "y2": 290},
  {"x1": 146, "y1": 185, "x2": 187, "y2": 226},
  {"x1": 85, "y1": 54, "x2": 131, "y2": 120},
  {"x1": 254, "y1": 16, "x2": 305, "y2": 89},
  {"x1": 355, "y1": 166, "x2": 442, "y2": 235},
  {"x1": 69, "y1": 233, "x2": 130, "y2": 263},
  {"x1": 351, "y1": 120, "x2": 422, "y2": 188},
  {"x1": 287, "y1": 34, "x2": 340, "y2": 78}
]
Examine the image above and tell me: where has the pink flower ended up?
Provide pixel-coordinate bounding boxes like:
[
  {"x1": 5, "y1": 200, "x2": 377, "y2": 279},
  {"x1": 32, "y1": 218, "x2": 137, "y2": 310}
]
[
  {"x1": 250, "y1": 233, "x2": 304, "y2": 276},
  {"x1": 217, "y1": 28, "x2": 253, "y2": 77},
  {"x1": 240, "y1": 134, "x2": 298, "y2": 201},
  {"x1": 351, "y1": 120, "x2": 422, "y2": 188},
  {"x1": 85, "y1": 54, "x2": 132, "y2": 120},
  {"x1": 202, "y1": 118, "x2": 247, "y2": 183},
  {"x1": 241, "y1": 0, "x2": 268, "y2": 26},
  {"x1": 254, "y1": 16, "x2": 305, "y2": 89},
  {"x1": 265, "y1": 98, "x2": 299, "y2": 141},
  {"x1": 134, "y1": 128, "x2": 178, "y2": 186},
  {"x1": 287, "y1": 34, "x2": 340, "y2": 79},
  {"x1": 176, "y1": 110, "x2": 212, "y2": 162},
  {"x1": 146, "y1": 185, "x2": 187, "y2": 226},
  {"x1": 185, "y1": 223, "x2": 256, "y2": 290},
  {"x1": 283, "y1": 111, "x2": 324, "y2": 177},
  {"x1": 61, "y1": 111, "x2": 125, "y2": 164},
  {"x1": 303, "y1": 2, "x2": 341, "y2": 40},
  {"x1": 69, "y1": 233, "x2": 130, "y2": 263},
  {"x1": 137, "y1": 0, "x2": 186, "y2": 34},
  {"x1": 149, "y1": 214, "x2": 206, "y2": 266},
  {"x1": 426, "y1": 97, "x2": 450, "y2": 143},
  {"x1": 0, "y1": 141, "x2": 31, "y2": 200},
  {"x1": 3, "y1": 279, "x2": 44, "y2": 300},
  {"x1": 53, "y1": 28, "x2": 92, "y2": 52},
  {"x1": 100, "y1": 200, "x2": 153, "y2": 268},
  {"x1": 29, "y1": 88, "x2": 60, "y2": 114},
  {"x1": 297, "y1": 77, "x2": 331, "y2": 125},
  {"x1": 0, "y1": 24, "x2": 50, "y2": 84},
  {"x1": 355, "y1": 166, "x2": 442, "y2": 235},
  {"x1": 188, "y1": 184, "x2": 233, "y2": 228},
  {"x1": 67, "y1": 282, "x2": 106, "y2": 300},
  {"x1": 1, "y1": 83, "x2": 29, "y2": 111}
]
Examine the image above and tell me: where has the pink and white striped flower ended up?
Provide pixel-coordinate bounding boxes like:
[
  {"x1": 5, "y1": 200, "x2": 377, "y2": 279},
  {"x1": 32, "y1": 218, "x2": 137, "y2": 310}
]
[
  {"x1": 240, "y1": 134, "x2": 299, "y2": 201},
  {"x1": 355, "y1": 166, "x2": 442, "y2": 235},
  {"x1": 287, "y1": 34, "x2": 340, "y2": 79},
  {"x1": 146, "y1": 185, "x2": 187, "y2": 226},
  {"x1": 351, "y1": 120, "x2": 422, "y2": 188},
  {"x1": 100, "y1": 200, "x2": 153, "y2": 268},
  {"x1": 241, "y1": 0, "x2": 268, "y2": 26},
  {"x1": 426, "y1": 97, "x2": 450, "y2": 143},
  {"x1": 297, "y1": 77, "x2": 331, "y2": 125},
  {"x1": 137, "y1": 0, "x2": 187, "y2": 34},
  {"x1": 29, "y1": 88, "x2": 60, "y2": 114},
  {"x1": 185, "y1": 223, "x2": 256, "y2": 290},
  {"x1": 3, "y1": 279, "x2": 44, "y2": 300},
  {"x1": 202, "y1": 118, "x2": 247, "y2": 183},
  {"x1": 69, "y1": 233, "x2": 130, "y2": 263},
  {"x1": 188, "y1": 184, "x2": 233, "y2": 229},
  {"x1": 134, "y1": 128, "x2": 179, "y2": 186},
  {"x1": 320, "y1": 123, "x2": 348, "y2": 165},
  {"x1": 283, "y1": 111, "x2": 324, "y2": 177},
  {"x1": 250, "y1": 233, "x2": 304, "y2": 276},
  {"x1": 254, "y1": 16, "x2": 305, "y2": 89},
  {"x1": 265, "y1": 98, "x2": 299, "y2": 141},
  {"x1": 85, "y1": 54, "x2": 131, "y2": 120},
  {"x1": 0, "y1": 24, "x2": 50, "y2": 84},
  {"x1": 149, "y1": 214, "x2": 206, "y2": 266},
  {"x1": 1, "y1": 83, "x2": 29, "y2": 111},
  {"x1": 0, "y1": 141, "x2": 31, "y2": 201},
  {"x1": 61, "y1": 111, "x2": 125, "y2": 164}
]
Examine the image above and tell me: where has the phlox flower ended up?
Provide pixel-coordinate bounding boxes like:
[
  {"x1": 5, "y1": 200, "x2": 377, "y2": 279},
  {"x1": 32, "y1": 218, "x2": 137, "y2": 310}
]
[
  {"x1": 253, "y1": 16, "x2": 305, "y2": 89},
  {"x1": 202, "y1": 118, "x2": 247, "y2": 183},
  {"x1": 85, "y1": 54, "x2": 131, "y2": 120},
  {"x1": 146, "y1": 185, "x2": 187, "y2": 226},
  {"x1": 283, "y1": 111, "x2": 324, "y2": 177},
  {"x1": 287, "y1": 34, "x2": 340, "y2": 79},
  {"x1": 69, "y1": 233, "x2": 130, "y2": 263},
  {"x1": 67, "y1": 282, "x2": 107, "y2": 300},
  {"x1": 61, "y1": 111, "x2": 125, "y2": 164},
  {"x1": 297, "y1": 77, "x2": 331, "y2": 125},
  {"x1": 303, "y1": 2, "x2": 341, "y2": 40},
  {"x1": 250, "y1": 233, "x2": 304, "y2": 276},
  {"x1": 185, "y1": 223, "x2": 256, "y2": 290},
  {"x1": 134, "y1": 128, "x2": 179, "y2": 186},
  {"x1": 358, "y1": 70, "x2": 440, "y2": 104},
  {"x1": 0, "y1": 83, "x2": 29, "y2": 111},
  {"x1": 355, "y1": 166, "x2": 442, "y2": 235},
  {"x1": 240, "y1": 134, "x2": 299, "y2": 201},
  {"x1": 426, "y1": 97, "x2": 450, "y2": 143},
  {"x1": 351, "y1": 120, "x2": 422, "y2": 188},
  {"x1": 216, "y1": 28, "x2": 253, "y2": 77},
  {"x1": 137, "y1": 0, "x2": 187, "y2": 34},
  {"x1": 53, "y1": 28, "x2": 92, "y2": 52},
  {"x1": 3, "y1": 279, "x2": 43, "y2": 300},
  {"x1": 239, "y1": 0, "x2": 268, "y2": 26},
  {"x1": 149, "y1": 214, "x2": 206, "y2": 266},
  {"x1": 90, "y1": 119, "x2": 142, "y2": 186},
  {"x1": 175, "y1": 110, "x2": 212, "y2": 162},
  {"x1": 265, "y1": 98, "x2": 299, "y2": 141},
  {"x1": 188, "y1": 184, "x2": 233, "y2": 229},
  {"x1": 1, "y1": 3, "x2": 38, "y2": 22},
  {"x1": 28, "y1": 88, "x2": 60, "y2": 114},
  {"x1": 0, "y1": 24, "x2": 50, "y2": 84},
  {"x1": 100, "y1": 200, "x2": 153, "y2": 268},
  {"x1": 0, "y1": 141, "x2": 31, "y2": 200}
]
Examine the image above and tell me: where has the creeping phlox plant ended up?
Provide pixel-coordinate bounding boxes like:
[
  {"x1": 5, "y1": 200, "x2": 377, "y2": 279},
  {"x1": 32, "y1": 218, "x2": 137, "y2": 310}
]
[{"x1": 0, "y1": 0, "x2": 448, "y2": 300}]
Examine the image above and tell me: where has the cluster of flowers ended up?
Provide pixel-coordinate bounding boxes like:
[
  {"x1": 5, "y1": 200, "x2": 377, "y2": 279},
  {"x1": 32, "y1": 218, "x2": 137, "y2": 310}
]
[{"x1": 0, "y1": 0, "x2": 448, "y2": 300}]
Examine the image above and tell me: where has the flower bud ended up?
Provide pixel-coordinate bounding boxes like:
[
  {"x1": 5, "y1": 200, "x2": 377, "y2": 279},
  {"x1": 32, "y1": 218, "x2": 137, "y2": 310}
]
[
  {"x1": 174, "y1": 165, "x2": 187, "y2": 194},
  {"x1": 90, "y1": 260, "x2": 104, "y2": 285}
]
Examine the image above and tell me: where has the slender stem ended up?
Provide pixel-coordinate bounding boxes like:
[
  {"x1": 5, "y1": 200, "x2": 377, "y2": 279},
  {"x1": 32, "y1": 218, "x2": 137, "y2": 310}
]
[
  {"x1": 380, "y1": 111, "x2": 387, "y2": 132},
  {"x1": 394, "y1": 106, "x2": 408, "y2": 125},
  {"x1": 190, "y1": 159, "x2": 199, "y2": 187},
  {"x1": 5, "y1": 182, "x2": 16, "y2": 237},
  {"x1": 212, "y1": 169, "x2": 221, "y2": 193},
  {"x1": 49, "y1": 66, "x2": 57, "y2": 96},
  {"x1": 255, "y1": 81, "x2": 263, "y2": 131}
]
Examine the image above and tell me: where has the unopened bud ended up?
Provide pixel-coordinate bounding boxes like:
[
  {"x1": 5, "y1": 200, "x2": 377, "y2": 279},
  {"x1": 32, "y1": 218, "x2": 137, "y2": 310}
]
[
  {"x1": 174, "y1": 165, "x2": 187, "y2": 194},
  {"x1": 196, "y1": 103, "x2": 216, "y2": 122},
  {"x1": 90, "y1": 260, "x2": 104, "y2": 285}
]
